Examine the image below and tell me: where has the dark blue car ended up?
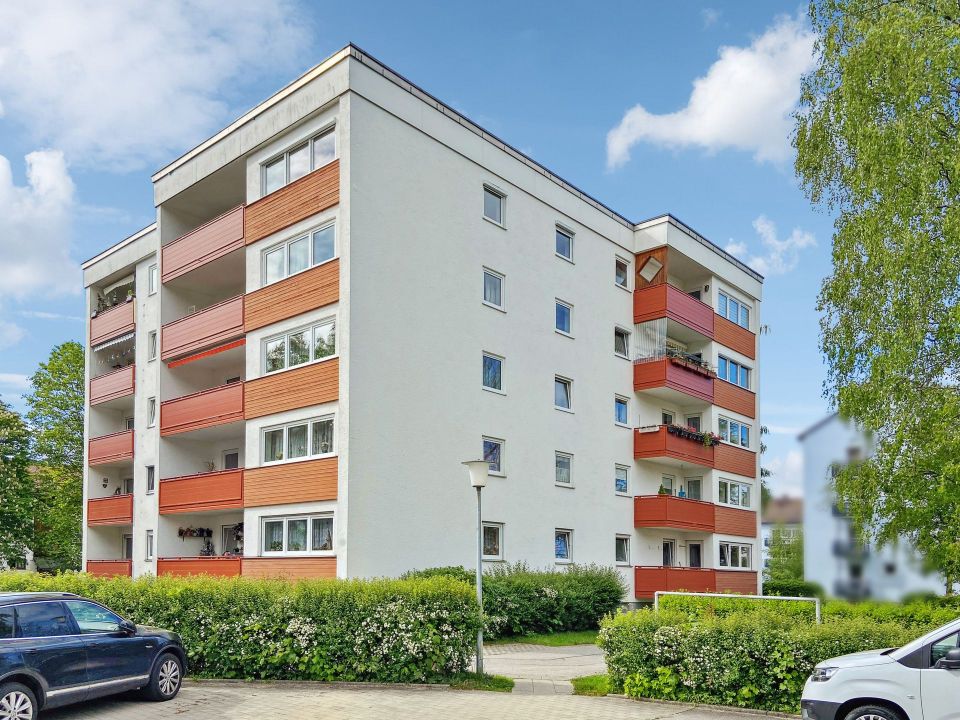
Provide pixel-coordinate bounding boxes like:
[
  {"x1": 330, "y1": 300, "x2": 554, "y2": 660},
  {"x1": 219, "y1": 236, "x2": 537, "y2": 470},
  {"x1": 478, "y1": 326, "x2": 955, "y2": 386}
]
[{"x1": 0, "y1": 592, "x2": 185, "y2": 719}]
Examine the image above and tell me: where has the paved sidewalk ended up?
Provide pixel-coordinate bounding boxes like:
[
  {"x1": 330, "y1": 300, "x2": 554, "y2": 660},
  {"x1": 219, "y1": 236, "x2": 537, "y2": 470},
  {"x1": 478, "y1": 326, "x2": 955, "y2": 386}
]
[{"x1": 483, "y1": 642, "x2": 607, "y2": 695}]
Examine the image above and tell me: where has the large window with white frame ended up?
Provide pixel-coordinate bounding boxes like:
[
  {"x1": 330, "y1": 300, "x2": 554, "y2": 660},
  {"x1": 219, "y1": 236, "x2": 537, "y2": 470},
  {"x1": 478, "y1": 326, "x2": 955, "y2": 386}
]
[
  {"x1": 262, "y1": 416, "x2": 335, "y2": 464},
  {"x1": 261, "y1": 128, "x2": 336, "y2": 196},
  {"x1": 264, "y1": 318, "x2": 336, "y2": 374},
  {"x1": 719, "y1": 541, "x2": 752, "y2": 569},
  {"x1": 718, "y1": 478, "x2": 751, "y2": 508},
  {"x1": 262, "y1": 222, "x2": 336, "y2": 286},
  {"x1": 718, "y1": 290, "x2": 750, "y2": 329},
  {"x1": 261, "y1": 513, "x2": 334, "y2": 554},
  {"x1": 718, "y1": 416, "x2": 750, "y2": 448},
  {"x1": 718, "y1": 355, "x2": 751, "y2": 389}
]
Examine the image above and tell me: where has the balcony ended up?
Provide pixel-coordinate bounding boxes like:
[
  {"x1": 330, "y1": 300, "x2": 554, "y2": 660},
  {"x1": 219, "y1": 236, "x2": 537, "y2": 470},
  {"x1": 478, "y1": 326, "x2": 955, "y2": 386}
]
[
  {"x1": 89, "y1": 365, "x2": 135, "y2": 406},
  {"x1": 634, "y1": 284, "x2": 714, "y2": 338},
  {"x1": 714, "y1": 443, "x2": 757, "y2": 478},
  {"x1": 162, "y1": 205, "x2": 244, "y2": 284},
  {"x1": 715, "y1": 314, "x2": 756, "y2": 360},
  {"x1": 87, "y1": 495, "x2": 133, "y2": 526},
  {"x1": 157, "y1": 557, "x2": 241, "y2": 577},
  {"x1": 634, "y1": 425, "x2": 714, "y2": 467},
  {"x1": 244, "y1": 160, "x2": 339, "y2": 247},
  {"x1": 159, "y1": 469, "x2": 243, "y2": 514},
  {"x1": 243, "y1": 457, "x2": 337, "y2": 507},
  {"x1": 634, "y1": 495, "x2": 715, "y2": 532},
  {"x1": 90, "y1": 301, "x2": 135, "y2": 347},
  {"x1": 633, "y1": 355, "x2": 714, "y2": 403},
  {"x1": 160, "y1": 382, "x2": 244, "y2": 436},
  {"x1": 241, "y1": 557, "x2": 336, "y2": 579},
  {"x1": 161, "y1": 295, "x2": 244, "y2": 362},
  {"x1": 88, "y1": 430, "x2": 134, "y2": 466},
  {"x1": 634, "y1": 567, "x2": 759, "y2": 599},
  {"x1": 86, "y1": 560, "x2": 132, "y2": 577},
  {"x1": 714, "y1": 380, "x2": 756, "y2": 419}
]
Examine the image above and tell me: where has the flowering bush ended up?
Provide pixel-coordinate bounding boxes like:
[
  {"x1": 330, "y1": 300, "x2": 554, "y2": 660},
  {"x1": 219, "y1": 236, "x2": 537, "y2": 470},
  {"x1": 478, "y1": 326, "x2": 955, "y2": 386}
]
[{"x1": 0, "y1": 572, "x2": 479, "y2": 682}]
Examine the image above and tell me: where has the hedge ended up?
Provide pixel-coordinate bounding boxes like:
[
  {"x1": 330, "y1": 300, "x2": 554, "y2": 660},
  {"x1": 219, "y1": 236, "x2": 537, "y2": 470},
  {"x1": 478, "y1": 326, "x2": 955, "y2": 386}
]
[
  {"x1": 402, "y1": 563, "x2": 626, "y2": 638},
  {"x1": 0, "y1": 572, "x2": 480, "y2": 683},
  {"x1": 763, "y1": 579, "x2": 825, "y2": 599}
]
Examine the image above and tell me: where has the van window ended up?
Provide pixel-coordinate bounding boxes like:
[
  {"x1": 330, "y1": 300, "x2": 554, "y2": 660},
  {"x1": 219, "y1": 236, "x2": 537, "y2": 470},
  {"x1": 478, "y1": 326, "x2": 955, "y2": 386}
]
[
  {"x1": 15, "y1": 602, "x2": 73, "y2": 637},
  {"x1": 931, "y1": 631, "x2": 960, "y2": 664},
  {"x1": 0, "y1": 608, "x2": 13, "y2": 638}
]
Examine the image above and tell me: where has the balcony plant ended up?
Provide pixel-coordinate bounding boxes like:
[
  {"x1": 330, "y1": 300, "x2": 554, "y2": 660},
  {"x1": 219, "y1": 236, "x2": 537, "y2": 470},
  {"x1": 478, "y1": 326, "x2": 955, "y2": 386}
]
[{"x1": 665, "y1": 423, "x2": 719, "y2": 447}]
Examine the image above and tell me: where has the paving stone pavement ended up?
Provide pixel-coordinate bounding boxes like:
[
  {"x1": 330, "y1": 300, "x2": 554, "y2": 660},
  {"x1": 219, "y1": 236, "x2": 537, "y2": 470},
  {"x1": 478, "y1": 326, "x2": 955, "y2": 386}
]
[
  {"x1": 41, "y1": 681, "x2": 777, "y2": 720},
  {"x1": 483, "y1": 642, "x2": 607, "y2": 694}
]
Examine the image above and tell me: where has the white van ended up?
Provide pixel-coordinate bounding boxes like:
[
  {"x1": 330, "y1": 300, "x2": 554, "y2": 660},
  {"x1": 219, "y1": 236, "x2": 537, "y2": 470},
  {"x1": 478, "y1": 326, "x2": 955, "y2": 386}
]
[{"x1": 801, "y1": 617, "x2": 960, "y2": 720}]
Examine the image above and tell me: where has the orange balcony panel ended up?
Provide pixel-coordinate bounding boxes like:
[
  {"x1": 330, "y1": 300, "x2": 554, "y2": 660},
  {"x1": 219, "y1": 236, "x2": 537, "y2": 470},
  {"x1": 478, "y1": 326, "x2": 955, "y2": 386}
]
[
  {"x1": 715, "y1": 315, "x2": 756, "y2": 359},
  {"x1": 90, "y1": 302, "x2": 135, "y2": 347},
  {"x1": 634, "y1": 284, "x2": 714, "y2": 338},
  {"x1": 161, "y1": 295, "x2": 244, "y2": 361},
  {"x1": 87, "y1": 495, "x2": 133, "y2": 526},
  {"x1": 241, "y1": 557, "x2": 336, "y2": 580},
  {"x1": 161, "y1": 205, "x2": 244, "y2": 284},
  {"x1": 88, "y1": 430, "x2": 134, "y2": 466},
  {"x1": 714, "y1": 443, "x2": 757, "y2": 478},
  {"x1": 243, "y1": 457, "x2": 337, "y2": 507},
  {"x1": 90, "y1": 365, "x2": 135, "y2": 405},
  {"x1": 714, "y1": 380, "x2": 755, "y2": 419},
  {"x1": 160, "y1": 383, "x2": 244, "y2": 436},
  {"x1": 634, "y1": 495, "x2": 715, "y2": 532},
  {"x1": 244, "y1": 160, "x2": 339, "y2": 246},
  {"x1": 716, "y1": 570, "x2": 759, "y2": 595},
  {"x1": 715, "y1": 506, "x2": 758, "y2": 538},
  {"x1": 633, "y1": 358, "x2": 713, "y2": 402},
  {"x1": 159, "y1": 469, "x2": 243, "y2": 514},
  {"x1": 86, "y1": 560, "x2": 131, "y2": 577},
  {"x1": 244, "y1": 359, "x2": 338, "y2": 420},
  {"x1": 634, "y1": 567, "x2": 717, "y2": 599},
  {"x1": 634, "y1": 426, "x2": 714, "y2": 467},
  {"x1": 157, "y1": 557, "x2": 241, "y2": 577},
  {"x1": 244, "y1": 260, "x2": 339, "y2": 332}
]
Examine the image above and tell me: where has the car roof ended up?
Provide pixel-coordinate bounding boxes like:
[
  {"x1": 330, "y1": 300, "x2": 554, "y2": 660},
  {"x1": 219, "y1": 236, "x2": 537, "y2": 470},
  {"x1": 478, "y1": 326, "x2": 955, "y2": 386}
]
[{"x1": 0, "y1": 592, "x2": 80, "y2": 607}]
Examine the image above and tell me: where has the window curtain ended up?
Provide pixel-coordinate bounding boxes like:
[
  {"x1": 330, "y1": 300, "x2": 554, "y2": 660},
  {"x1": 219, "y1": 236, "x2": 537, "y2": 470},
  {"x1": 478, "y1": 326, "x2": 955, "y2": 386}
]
[
  {"x1": 555, "y1": 532, "x2": 569, "y2": 559},
  {"x1": 312, "y1": 419, "x2": 334, "y2": 455},
  {"x1": 264, "y1": 521, "x2": 284, "y2": 552},
  {"x1": 287, "y1": 519, "x2": 307, "y2": 551},
  {"x1": 287, "y1": 425, "x2": 308, "y2": 459},
  {"x1": 555, "y1": 455, "x2": 571, "y2": 484},
  {"x1": 312, "y1": 518, "x2": 333, "y2": 551}
]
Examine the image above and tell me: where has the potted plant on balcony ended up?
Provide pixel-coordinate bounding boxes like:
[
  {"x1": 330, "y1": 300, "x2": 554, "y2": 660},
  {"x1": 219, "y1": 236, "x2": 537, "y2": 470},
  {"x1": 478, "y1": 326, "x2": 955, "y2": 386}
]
[{"x1": 657, "y1": 484, "x2": 670, "y2": 495}]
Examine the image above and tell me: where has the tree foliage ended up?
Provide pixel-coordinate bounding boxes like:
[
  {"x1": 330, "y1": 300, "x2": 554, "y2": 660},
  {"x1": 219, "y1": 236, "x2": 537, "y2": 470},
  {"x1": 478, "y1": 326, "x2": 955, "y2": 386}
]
[
  {"x1": 0, "y1": 400, "x2": 33, "y2": 566},
  {"x1": 764, "y1": 527, "x2": 805, "y2": 583},
  {"x1": 795, "y1": 0, "x2": 960, "y2": 587}
]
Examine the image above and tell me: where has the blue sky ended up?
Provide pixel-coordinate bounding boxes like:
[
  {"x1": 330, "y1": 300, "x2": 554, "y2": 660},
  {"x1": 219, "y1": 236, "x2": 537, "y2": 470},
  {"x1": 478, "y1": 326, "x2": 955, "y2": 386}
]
[{"x1": 0, "y1": 1, "x2": 830, "y2": 495}]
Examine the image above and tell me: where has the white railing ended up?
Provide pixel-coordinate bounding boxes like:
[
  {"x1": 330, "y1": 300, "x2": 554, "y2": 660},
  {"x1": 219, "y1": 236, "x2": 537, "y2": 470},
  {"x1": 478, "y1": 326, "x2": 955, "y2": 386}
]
[{"x1": 652, "y1": 590, "x2": 821, "y2": 624}]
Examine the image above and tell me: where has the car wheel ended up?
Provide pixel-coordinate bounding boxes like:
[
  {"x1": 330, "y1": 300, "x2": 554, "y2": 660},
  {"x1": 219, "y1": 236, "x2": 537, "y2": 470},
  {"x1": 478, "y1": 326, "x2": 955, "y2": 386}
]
[
  {"x1": 843, "y1": 705, "x2": 904, "y2": 720},
  {"x1": 0, "y1": 682, "x2": 37, "y2": 720},
  {"x1": 143, "y1": 653, "x2": 183, "y2": 702}
]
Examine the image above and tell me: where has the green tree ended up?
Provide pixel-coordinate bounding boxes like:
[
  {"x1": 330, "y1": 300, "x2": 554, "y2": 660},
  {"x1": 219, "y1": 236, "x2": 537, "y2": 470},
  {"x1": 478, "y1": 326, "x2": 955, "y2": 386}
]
[
  {"x1": 0, "y1": 400, "x2": 34, "y2": 567},
  {"x1": 764, "y1": 527, "x2": 804, "y2": 583},
  {"x1": 795, "y1": 0, "x2": 960, "y2": 589}
]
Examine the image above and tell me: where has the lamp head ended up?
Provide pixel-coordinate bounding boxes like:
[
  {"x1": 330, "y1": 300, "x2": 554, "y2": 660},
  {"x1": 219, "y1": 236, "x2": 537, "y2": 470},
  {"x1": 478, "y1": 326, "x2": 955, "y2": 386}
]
[{"x1": 462, "y1": 459, "x2": 489, "y2": 488}]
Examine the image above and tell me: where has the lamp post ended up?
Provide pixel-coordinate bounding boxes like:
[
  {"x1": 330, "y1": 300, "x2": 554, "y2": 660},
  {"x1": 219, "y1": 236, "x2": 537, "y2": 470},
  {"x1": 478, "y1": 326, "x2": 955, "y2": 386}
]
[{"x1": 462, "y1": 459, "x2": 489, "y2": 675}]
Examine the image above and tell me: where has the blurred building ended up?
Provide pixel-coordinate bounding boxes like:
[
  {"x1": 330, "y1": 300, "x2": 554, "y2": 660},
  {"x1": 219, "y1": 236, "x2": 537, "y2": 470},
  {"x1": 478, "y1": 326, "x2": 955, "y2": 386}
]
[{"x1": 761, "y1": 496, "x2": 803, "y2": 573}]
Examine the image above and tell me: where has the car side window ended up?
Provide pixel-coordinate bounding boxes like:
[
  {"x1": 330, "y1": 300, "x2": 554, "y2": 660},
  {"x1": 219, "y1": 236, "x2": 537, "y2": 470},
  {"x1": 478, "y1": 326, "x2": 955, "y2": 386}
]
[
  {"x1": 64, "y1": 600, "x2": 122, "y2": 634},
  {"x1": 15, "y1": 602, "x2": 73, "y2": 638},
  {"x1": 0, "y1": 608, "x2": 13, "y2": 639},
  {"x1": 931, "y1": 631, "x2": 960, "y2": 665}
]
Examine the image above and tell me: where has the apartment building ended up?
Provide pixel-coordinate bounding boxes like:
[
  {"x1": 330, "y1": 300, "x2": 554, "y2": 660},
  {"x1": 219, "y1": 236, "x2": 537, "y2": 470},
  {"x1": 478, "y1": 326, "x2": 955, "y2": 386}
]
[{"x1": 81, "y1": 45, "x2": 763, "y2": 600}]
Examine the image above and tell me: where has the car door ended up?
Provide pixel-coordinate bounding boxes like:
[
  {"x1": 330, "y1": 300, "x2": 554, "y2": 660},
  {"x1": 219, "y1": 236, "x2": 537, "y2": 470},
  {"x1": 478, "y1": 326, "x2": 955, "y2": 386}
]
[
  {"x1": 13, "y1": 601, "x2": 88, "y2": 702},
  {"x1": 64, "y1": 600, "x2": 154, "y2": 688},
  {"x1": 920, "y1": 629, "x2": 960, "y2": 720}
]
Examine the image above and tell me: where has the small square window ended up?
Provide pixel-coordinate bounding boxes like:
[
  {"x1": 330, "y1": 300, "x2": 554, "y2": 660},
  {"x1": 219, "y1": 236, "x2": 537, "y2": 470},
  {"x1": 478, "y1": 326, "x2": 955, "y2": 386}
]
[
  {"x1": 483, "y1": 186, "x2": 504, "y2": 225},
  {"x1": 555, "y1": 227, "x2": 573, "y2": 261},
  {"x1": 146, "y1": 466, "x2": 155, "y2": 494},
  {"x1": 554, "y1": 376, "x2": 572, "y2": 410},
  {"x1": 555, "y1": 452, "x2": 573, "y2": 486},
  {"x1": 148, "y1": 331, "x2": 157, "y2": 361},
  {"x1": 147, "y1": 397, "x2": 156, "y2": 427},
  {"x1": 148, "y1": 264, "x2": 158, "y2": 295},
  {"x1": 483, "y1": 353, "x2": 503, "y2": 392},
  {"x1": 482, "y1": 523, "x2": 503, "y2": 560},
  {"x1": 483, "y1": 269, "x2": 504, "y2": 309},
  {"x1": 615, "y1": 465, "x2": 629, "y2": 495},
  {"x1": 555, "y1": 529, "x2": 572, "y2": 562},
  {"x1": 662, "y1": 410, "x2": 674, "y2": 426},
  {"x1": 615, "y1": 536, "x2": 630, "y2": 565},
  {"x1": 483, "y1": 437, "x2": 504, "y2": 475},
  {"x1": 615, "y1": 258, "x2": 629, "y2": 288},
  {"x1": 555, "y1": 300, "x2": 572, "y2": 335},
  {"x1": 615, "y1": 397, "x2": 629, "y2": 426},
  {"x1": 614, "y1": 327, "x2": 630, "y2": 358}
]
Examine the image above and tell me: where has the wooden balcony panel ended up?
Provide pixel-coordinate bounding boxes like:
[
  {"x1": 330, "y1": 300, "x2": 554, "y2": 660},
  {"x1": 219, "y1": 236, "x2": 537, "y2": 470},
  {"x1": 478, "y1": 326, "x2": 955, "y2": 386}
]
[
  {"x1": 159, "y1": 469, "x2": 243, "y2": 514},
  {"x1": 634, "y1": 426, "x2": 714, "y2": 467},
  {"x1": 633, "y1": 358, "x2": 713, "y2": 402},
  {"x1": 714, "y1": 443, "x2": 757, "y2": 478},
  {"x1": 90, "y1": 365, "x2": 135, "y2": 405},
  {"x1": 715, "y1": 315, "x2": 756, "y2": 359},
  {"x1": 162, "y1": 205, "x2": 244, "y2": 283},
  {"x1": 634, "y1": 567, "x2": 716, "y2": 599},
  {"x1": 242, "y1": 557, "x2": 336, "y2": 580},
  {"x1": 88, "y1": 430, "x2": 134, "y2": 466},
  {"x1": 715, "y1": 506, "x2": 758, "y2": 538},
  {"x1": 633, "y1": 284, "x2": 714, "y2": 338},
  {"x1": 244, "y1": 260, "x2": 339, "y2": 332},
  {"x1": 244, "y1": 160, "x2": 339, "y2": 246},
  {"x1": 243, "y1": 457, "x2": 337, "y2": 508},
  {"x1": 244, "y1": 359, "x2": 338, "y2": 420},
  {"x1": 157, "y1": 557, "x2": 241, "y2": 577},
  {"x1": 87, "y1": 495, "x2": 133, "y2": 526},
  {"x1": 634, "y1": 495, "x2": 715, "y2": 532},
  {"x1": 90, "y1": 302, "x2": 135, "y2": 347},
  {"x1": 161, "y1": 295, "x2": 244, "y2": 361},
  {"x1": 86, "y1": 560, "x2": 132, "y2": 577},
  {"x1": 714, "y1": 380, "x2": 756, "y2": 418},
  {"x1": 160, "y1": 383, "x2": 244, "y2": 436},
  {"x1": 716, "y1": 570, "x2": 759, "y2": 595}
]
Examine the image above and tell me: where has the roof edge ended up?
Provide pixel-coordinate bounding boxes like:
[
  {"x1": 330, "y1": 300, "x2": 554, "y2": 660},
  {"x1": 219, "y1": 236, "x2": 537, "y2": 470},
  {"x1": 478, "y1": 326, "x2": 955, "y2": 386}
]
[{"x1": 81, "y1": 223, "x2": 156, "y2": 270}]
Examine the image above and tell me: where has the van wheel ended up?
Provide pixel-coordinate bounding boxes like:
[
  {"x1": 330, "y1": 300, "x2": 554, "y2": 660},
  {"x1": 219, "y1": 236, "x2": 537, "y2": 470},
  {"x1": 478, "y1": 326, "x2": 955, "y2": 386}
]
[
  {"x1": 143, "y1": 653, "x2": 183, "y2": 701},
  {"x1": 0, "y1": 682, "x2": 38, "y2": 720},
  {"x1": 843, "y1": 706, "x2": 904, "y2": 720}
]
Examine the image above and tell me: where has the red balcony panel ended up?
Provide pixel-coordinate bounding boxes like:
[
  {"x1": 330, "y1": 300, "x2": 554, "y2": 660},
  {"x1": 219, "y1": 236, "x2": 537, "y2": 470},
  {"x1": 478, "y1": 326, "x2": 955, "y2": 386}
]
[
  {"x1": 714, "y1": 443, "x2": 757, "y2": 478},
  {"x1": 716, "y1": 570, "x2": 759, "y2": 595},
  {"x1": 88, "y1": 430, "x2": 134, "y2": 466},
  {"x1": 634, "y1": 425, "x2": 714, "y2": 467},
  {"x1": 634, "y1": 284, "x2": 714, "y2": 338},
  {"x1": 157, "y1": 557, "x2": 241, "y2": 577},
  {"x1": 634, "y1": 567, "x2": 717, "y2": 599},
  {"x1": 161, "y1": 295, "x2": 244, "y2": 361},
  {"x1": 162, "y1": 206, "x2": 244, "y2": 284},
  {"x1": 714, "y1": 380, "x2": 755, "y2": 418},
  {"x1": 159, "y1": 469, "x2": 243, "y2": 514},
  {"x1": 160, "y1": 383, "x2": 244, "y2": 436},
  {"x1": 633, "y1": 358, "x2": 713, "y2": 402},
  {"x1": 86, "y1": 560, "x2": 132, "y2": 577},
  {"x1": 90, "y1": 302, "x2": 135, "y2": 347},
  {"x1": 715, "y1": 315, "x2": 756, "y2": 360},
  {"x1": 715, "y1": 506, "x2": 758, "y2": 538},
  {"x1": 634, "y1": 495, "x2": 715, "y2": 532},
  {"x1": 87, "y1": 495, "x2": 133, "y2": 526},
  {"x1": 90, "y1": 365, "x2": 135, "y2": 405}
]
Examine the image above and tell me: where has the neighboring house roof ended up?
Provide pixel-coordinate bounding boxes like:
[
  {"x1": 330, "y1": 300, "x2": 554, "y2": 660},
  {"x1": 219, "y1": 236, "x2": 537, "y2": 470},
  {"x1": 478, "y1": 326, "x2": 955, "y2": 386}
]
[
  {"x1": 763, "y1": 497, "x2": 804, "y2": 526},
  {"x1": 797, "y1": 412, "x2": 840, "y2": 441}
]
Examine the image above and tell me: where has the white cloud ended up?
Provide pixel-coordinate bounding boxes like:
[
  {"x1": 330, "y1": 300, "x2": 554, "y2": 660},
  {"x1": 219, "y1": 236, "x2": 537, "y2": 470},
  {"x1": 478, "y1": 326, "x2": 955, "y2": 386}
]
[
  {"x1": 0, "y1": 373, "x2": 29, "y2": 390},
  {"x1": 725, "y1": 215, "x2": 816, "y2": 276},
  {"x1": 0, "y1": 322, "x2": 25, "y2": 349},
  {"x1": 606, "y1": 14, "x2": 814, "y2": 168},
  {"x1": 16, "y1": 310, "x2": 84, "y2": 322},
  {"x1": 701, "y1": 8, "x2": 721, "y2": 28},
  {"x1": 765, "y1": 449, "x2": 804, "y2": 497},
  {"x1": 0, "y1": 1, "x2": 308, "y2": 170}
]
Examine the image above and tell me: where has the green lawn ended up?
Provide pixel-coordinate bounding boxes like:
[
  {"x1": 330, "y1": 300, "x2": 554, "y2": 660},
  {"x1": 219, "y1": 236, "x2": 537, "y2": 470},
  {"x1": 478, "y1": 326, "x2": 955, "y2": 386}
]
[
  {"x1": 489, "y1": 629, "x2": 599, "y2": 646},
  {"x1": 571, "y1": 674, "x2": 609, "y2": 696},
  {"x1": 448, "y1": 673, "x2": 515, "y2": 692}
]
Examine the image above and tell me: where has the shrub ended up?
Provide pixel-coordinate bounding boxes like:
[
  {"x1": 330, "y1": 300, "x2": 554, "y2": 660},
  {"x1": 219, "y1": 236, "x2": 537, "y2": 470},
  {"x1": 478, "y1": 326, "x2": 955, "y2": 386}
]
[
  {"x1": 658, "y1": 593, "x2": 819, "y2": 622},
  {"x1": 763, "y1": 579, "x2": 825, "y2": 599},
  {"x1": 401, "y1": 566, "x2": 476, "y2": 585},
  {"x1": 0, "y1": 571, "x2": 479, "y2": 683}
]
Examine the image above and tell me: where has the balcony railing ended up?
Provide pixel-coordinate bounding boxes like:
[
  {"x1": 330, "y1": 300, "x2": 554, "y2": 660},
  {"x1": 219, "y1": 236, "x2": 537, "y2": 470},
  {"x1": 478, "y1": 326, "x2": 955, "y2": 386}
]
[
  {"x1": 161, "y1": 295, "x2": 244, "y2": 361},
  {"x1": 87, "y1": 495, "x2": 133, "y2": 526},
  {"x1": 86, "y1": 559, "x2": 132, "y2": 577},
  {"x1": 157, "y1": 557, "x2": 242, "y2": 577},
  {"x1": 633, "y1": 355, "x2": 714, "y2": 402},
  {"x1": 89, "y1": 365, "x2": 135, "y2": 405},
  {"x1": 161, "y1": 205, "x2": 244, "y2": 284},
  {"x1": 634, "y1": 283, "x2": 714, "y2": 338},
  {"x1": 634, "y1": 425, "x2": 716, "y2": 466},
  {"x1": 90, "y1": 300, "x2": 135, "y2": 347},
  {"x1": 713, "y1": 379, "x2": 756, "y2": 419},
  {"x1": 159, "y1": 469, "x2": 243, "y2": 514},
  {"x1": 88, "y1": 429, "x2": 134, "y2": 465},
  {"x1": 634, "y1": 567, "x2": 758, "y2": 599},
  {"x1": 634, "y1": 495, "x2": 715, "y2": 532},
  {"x1": 160, "y1": 382, "x2": 244, "y2": 436}
]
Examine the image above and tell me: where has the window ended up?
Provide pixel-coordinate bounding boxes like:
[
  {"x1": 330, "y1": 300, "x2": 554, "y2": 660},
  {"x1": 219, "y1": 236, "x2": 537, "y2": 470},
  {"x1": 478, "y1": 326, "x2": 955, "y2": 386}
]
[
  {"x1": 685, "y1": 414, "x2": 701, "y2": 432},
  {"x1": 555, "y1": 529, "x2": 572, "y2": 562},
  {"x1": 148, "y1": 264, "x2": 158, "y2": 295},
  {"x1": 555, "y1": 226, "x2": 573, "y2": 261},
  {"x1": 661, "y1": 410, "x2": 674, "y2": 426},
  {"x1": 483, "y1": 268, "x2": 504, "y2": 309},
  {"x1": 615, "y1": 465, "x2": 629, "y2": 495},
  {"x1": 483, "y1": 186, "x2": 504, "y2": 225},
  {"x1": 555, "y1": 300, "x2": 572, "y2": 335},
  {"x1": 261, "y1": 128, "x2": 336, "y2": 195},
  {"x1": 147, "y1": 397, "x2": 156, "y2": 427},
  {"x1": 14, "y1": 602, "x2": 72, "y2": 638},
  {"x1": 614, "y1": 327, "x2": 630, "y2": 358},
  {"x1": 718, "y1": 355, "x2": 750, "y2": 389},
  {"x1": 718, "y1": 291, "x2": 750, "y2": 329},
  {"x1": 145, "y1": 530, "x2": 154, "y2": 561},
  {"x1": 223, "y1": 450, "x2": 240, "y2": 470},
  {"x1": 123, "y1": 477, "x2": 134, "y2": 494},
  {"x1": 125, "y1": 416, "x2": 135, "y2": 430},
  {"x1": 718, "y1": 416, "x2": 750, "y2": 448},
  {"x1": 65, "y1": 600, "x2": 122, "y2": 634},
  {"x1": 615, "y1": 396, "x2": 629, "y2": 426},
  {"x1": 262, "y1": 223, "x2": 336, "y2": 285},
  {"x1": 123, "y1": 534, "x2": 133, "y2": 560},
  {"x1": 148, "y1": 331, "x2": 157, "y2": 361},
  {"x1": 146, "y1": 465, "x2": 155, "y2": 494},
  {"x1": 661, "y1": 474, "x2": 675, "y2": 495},
  {"x1": 482, "y1": 523, "x2": 503, "y2": 561},
  {"x1": 685, "y1": 477, "x2": 703, "y2": 500},
  {"x1": 931, "y1": 631, "x2": 960, "y2": 665},
  {"x1": 719, "y1": 542, "x2": 752, "y2": 569},
  {"x1": 554, "y1": 376, "x2": 572, "y2": 410},
  {"x1": 482, "y1": 353, "x2": 503, "y2": 392},
  {"x1": 615, "y1": 257, "x2": 629, "y2": 289},
  {"x1": 719, "y1": 478, "x2": 752, "y2": 508},
  {"x1": 555, "y1": 452, "x2": 573, "y2": 486},
  {"x1": 483, "y1": 437, "x2": 504, "y2": 475},
  {"x1": 615, "y1": 535, "x2": 630, "y2": 565},
  {"x1": 0, "y1": 608, "x2": 12, "y2": 639},
  {"x1": 262, "y1": 513, "x2": 334, "y2": 554},
  {"x1": 262, "y1": 416, "x2": 335, "y2": 464},
  {"x1": 263, "y1": 319, "x2": 336, "y2": 374}
]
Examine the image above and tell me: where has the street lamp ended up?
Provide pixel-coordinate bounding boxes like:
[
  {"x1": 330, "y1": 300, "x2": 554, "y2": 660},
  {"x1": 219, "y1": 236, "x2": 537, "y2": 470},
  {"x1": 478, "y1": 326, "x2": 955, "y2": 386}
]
[{"x1": 462, "y1": 459, "x2": 489, "y2": 675}]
